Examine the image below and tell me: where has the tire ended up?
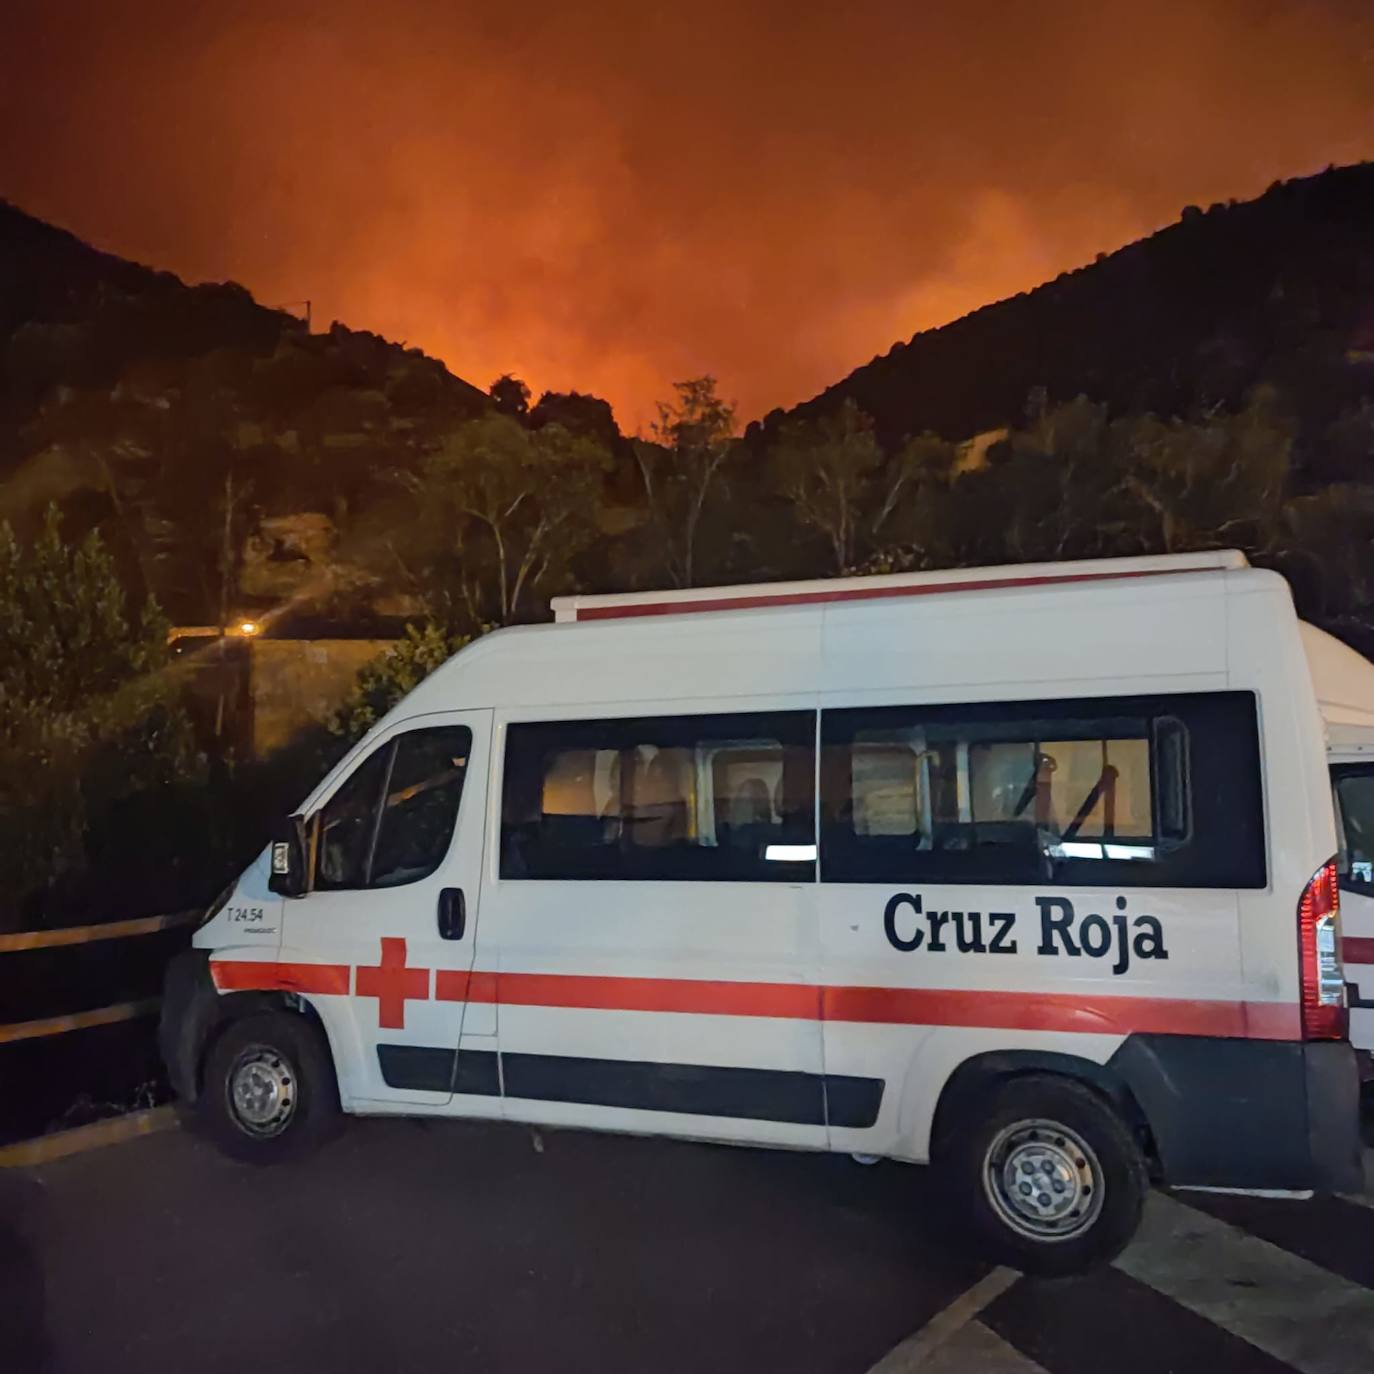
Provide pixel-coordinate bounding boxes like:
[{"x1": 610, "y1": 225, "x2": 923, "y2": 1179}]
[
  {"x1": 200, "y1": 1012, "x2": 341, "y2": 1164},
  {"x1": 939, "y1": 1074, "x2": 1147, "y2": 1277}
]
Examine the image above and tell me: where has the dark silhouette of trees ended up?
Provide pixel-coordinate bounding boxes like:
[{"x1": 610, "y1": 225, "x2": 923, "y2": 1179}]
[
  {"x1": 488, "y1": 373, "x2": 531, "y2": 418},
  {"x1": 0, "y1": 508, "x2": 203, "y2": 922},
  {"x1": 529, "y1": 390, "x2": 620, "y2": 447},
  {"x1": 633, "y1": 376, "x2": 736, "y2": 588},
  {"x1": 768, "y1": 399, "x2": 885, "y2": 573},
  {"x1": 398, "y1": 414, "x2": 613, "y2": 625}
]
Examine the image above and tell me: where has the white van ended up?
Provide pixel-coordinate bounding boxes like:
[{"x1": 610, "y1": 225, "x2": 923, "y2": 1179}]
[
  {"x1": 1303, "y1": 623, "x2": 1374, "y2": 1062},
  {"x1": 161, "y1": 551, "x2": 1362, "y2": 1275}
]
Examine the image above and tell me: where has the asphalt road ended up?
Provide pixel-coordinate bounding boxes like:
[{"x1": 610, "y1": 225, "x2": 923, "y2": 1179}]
[{"x1": 4, "y1": 1115, "x2": 1374, "y2": 1374}]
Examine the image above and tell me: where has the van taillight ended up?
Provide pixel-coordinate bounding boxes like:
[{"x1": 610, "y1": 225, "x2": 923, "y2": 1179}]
[{"x1": 1298, "y1": 858, "x2": 1346, "y2": 1040}]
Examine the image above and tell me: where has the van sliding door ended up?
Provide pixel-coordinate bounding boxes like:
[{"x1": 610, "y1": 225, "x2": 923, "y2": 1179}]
[
  {"x1": 817, "y1": 693, "x2": 1265, "y2": 1161},
  {"x1": 488, "y1": 705, "x2": 833, "y2": 1149}
]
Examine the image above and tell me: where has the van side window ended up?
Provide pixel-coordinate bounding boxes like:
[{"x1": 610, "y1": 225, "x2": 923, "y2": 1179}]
[
  {"x1": 1332, "y1": 767, "x2": 1374, "y2": 891},
  {"x1": 821, "y1": 692, "x2": 1264, "y2": 888},
  {"x1": 314, "y1": 726, "x2": 472, "y2": 891},
  {"x1": 501, "y1": 711, "x2": 816, "y2": 881}
]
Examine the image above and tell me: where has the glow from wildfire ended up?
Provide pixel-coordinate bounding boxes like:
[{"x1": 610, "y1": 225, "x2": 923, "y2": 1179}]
[{"x1": 1, "y1": 0, "x2": 1372, "y2": 429}]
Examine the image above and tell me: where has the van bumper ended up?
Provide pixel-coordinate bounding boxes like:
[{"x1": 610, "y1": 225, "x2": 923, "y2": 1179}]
[
  {"x1": 1108, "y1": 1034, "x2": 1363, "y2": 1194},
  {"x1": 159, "y1": 949, "x2": 220, "y2": 1103}
]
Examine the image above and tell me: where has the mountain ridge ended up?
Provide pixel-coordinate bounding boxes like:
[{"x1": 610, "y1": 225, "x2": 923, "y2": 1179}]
[
  {"x1": 3, "y1": 164, "x2": 1373, "y2": 632},
  {"x1": 0, "y1": 196, "x2": 491, "y2": 449},
  {"x1": 750, "y1": 162, "x2": 1374, "y2": 467}
]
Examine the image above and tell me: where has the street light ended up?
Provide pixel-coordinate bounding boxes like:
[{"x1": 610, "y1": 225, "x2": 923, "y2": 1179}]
[{"x1": 237, "y1": 620, "x2": 261, "y2": 637}]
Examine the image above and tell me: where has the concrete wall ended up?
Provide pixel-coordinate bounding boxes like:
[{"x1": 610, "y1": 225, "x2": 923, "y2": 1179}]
[{"x1": 249, "y1": 639, "x2": 395, "y2": 756}]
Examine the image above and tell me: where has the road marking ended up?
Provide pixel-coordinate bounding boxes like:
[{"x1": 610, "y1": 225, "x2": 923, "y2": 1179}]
[
  {"x1": 1115, "y1": 1192, "x2": 1374, "y2": 1374},
  {"x1": 865, "y1": 1267, "x2": 1020, "y2": 1372},
  {"x1": 901, "y1": 1319, "x2": 1050, "y2": 1374},
  {"x1": 1180, "y1": 1186, "x2": 1313, "y2": 1199},
  {"x1": 0, "y1": 997, "x2": 161, "y2": 1045},
  {"x1": 0, "y1": 1106, "x2": 179, "y2": 1168}
]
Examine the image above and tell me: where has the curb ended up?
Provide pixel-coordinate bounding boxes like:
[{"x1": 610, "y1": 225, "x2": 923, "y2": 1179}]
[{"x1": 0, "y1": 1105, "x2": 180, "y2": 1168}]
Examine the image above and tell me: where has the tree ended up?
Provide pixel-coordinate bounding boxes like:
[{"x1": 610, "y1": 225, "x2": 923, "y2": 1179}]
[
  {"x1": 985, "y1": 395, "x2": 1121, "y2": 563},
  {"x1": 1269, "y1": 484, "x2": 1374, "y2": 629},
  {"x1": 0, "y1": 507, "x2": 202, "y2": 923},
  {"x1": 1115, "y1": 388, "x2": 1293, "y2": 555},
  {"x1": 767, "y1": 400, "x2": 884, "y2": 573},
  {"x1": 0, "y1": 506, "x2": 170, "y2": 735},
  {"x1": 857, "y1": 431, "x2": 962, "y2": 572},
  {"x1": 529, "y1": 390, "x2": 622, "y2": 449},
  {"x1": 488, "y1": 373, "x2": 531, "y2": 419},
  {"x1": 1319, "y1": 400, "x2": 1374, "y2": 484},
  {"x1": 402, "y1": 414, "x2": 612, "y2": 625},
  {"x1": 633, "y1": 376, "x2": 736, "y2": 587},
  {"x1": 330, "y1": 623, "x2": 472, "y2": 743}
]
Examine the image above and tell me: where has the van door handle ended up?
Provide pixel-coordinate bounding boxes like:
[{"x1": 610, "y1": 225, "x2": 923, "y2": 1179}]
[{"x1": 438, "y1": 887, "x2": 466, "y2": 941}]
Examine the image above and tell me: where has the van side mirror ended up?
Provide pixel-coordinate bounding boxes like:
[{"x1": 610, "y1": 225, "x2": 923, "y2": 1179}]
[{"x1": 268, "y1": 814, "x2": 309, "y2": 898}]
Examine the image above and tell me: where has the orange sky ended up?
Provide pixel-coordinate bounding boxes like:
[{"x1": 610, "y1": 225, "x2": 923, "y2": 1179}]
[{"x1": 2, "y1": 0, "x2": 1372, "y2": 432}]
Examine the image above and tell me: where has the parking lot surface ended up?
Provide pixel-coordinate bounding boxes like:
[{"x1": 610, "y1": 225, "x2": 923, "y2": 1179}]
[{"x1": 4, "y1": 1115, "x2": 1374, "y2": 1373}]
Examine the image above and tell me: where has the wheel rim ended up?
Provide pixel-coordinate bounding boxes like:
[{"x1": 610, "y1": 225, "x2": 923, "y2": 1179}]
[
  {"x1": 982, "y1": 1118, "x2": 1104, "y2": 1242},
  {"x1": 226, "y1": 1044, "x2": 298, "y2": 1138}
]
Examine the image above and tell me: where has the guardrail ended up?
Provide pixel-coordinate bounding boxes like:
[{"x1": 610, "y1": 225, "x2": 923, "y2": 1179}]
[
  {"x1": 0, "y1": 910, "x2": 200, "y2": 1148},
  {"x1": 0, "y1": 910, "x2": 198, "y2": 953}
]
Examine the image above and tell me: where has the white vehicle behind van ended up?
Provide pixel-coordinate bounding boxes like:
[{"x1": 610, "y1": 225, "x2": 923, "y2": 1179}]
[
  {"x1": 1302, "y1": 623, "x2": 1374, "y2": 1063},
  {"x1": 162, "y1": 551, "x2": 1363, "y2": 1275}
]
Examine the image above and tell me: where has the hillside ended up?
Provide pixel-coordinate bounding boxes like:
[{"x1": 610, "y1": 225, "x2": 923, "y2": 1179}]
[
  {"x1": 0, "y1": 200, "x2": 493, "y2": 623},
  {"x1": 4, "y1": 166, "x2": 1374, "y2": 641},
  {"x1": 752, "y1": 162, "x2": 1374, "y2": 483}
]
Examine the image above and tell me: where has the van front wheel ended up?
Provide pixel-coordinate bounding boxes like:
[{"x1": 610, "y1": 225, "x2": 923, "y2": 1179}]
[
  {"x1": 943, "y1": 1075, "x2": 1147, "y2": 1276},
  {"x1": 201, "y1": 1012, "x2": 340, "y2": 1164}
]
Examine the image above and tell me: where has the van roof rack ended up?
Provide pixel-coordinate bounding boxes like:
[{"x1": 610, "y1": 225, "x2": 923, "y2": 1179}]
[{"x1": 551, "y1": 550, "x2": 1249, "y2": 623}]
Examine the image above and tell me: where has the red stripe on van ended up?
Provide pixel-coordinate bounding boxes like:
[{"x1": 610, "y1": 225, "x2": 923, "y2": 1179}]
[
  {"x1": 435, "y1": 968, "x2": 499, "y2": 1003},
  {"x1": 1343, "y1": 936, "x2": 1374, "y2": 965},
  {"x1": 453, "y1": 969, "x2": 1295, "y2": 1040},
  {"x1": 574, "y1": 567, "x2": 1203, "y2": 621},
  {"x1": 820, "y1": 984, "x2": 1300, "y2": 1040},
  {"x1": 217, "y1": 960, "x2": 1300, "y2": 1040},
  {"x1": 211, "y1": 959, "x2": 350, "y2": 996},
  {"x1": 456, "y1": 970, "x2": 822, "y2": 1019}
]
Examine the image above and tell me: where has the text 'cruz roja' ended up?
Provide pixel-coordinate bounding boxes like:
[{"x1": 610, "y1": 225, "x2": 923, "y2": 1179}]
[{"x1": 882, "y1": 893, "x2": 1168, "y2": 976}]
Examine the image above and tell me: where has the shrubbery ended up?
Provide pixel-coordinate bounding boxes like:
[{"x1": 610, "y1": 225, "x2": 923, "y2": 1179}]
[
  {"x1": 0, "y1": 509, "x2": 206, "y2": 927},
  {"x1": 330, "y1": 623, "x2": 473, "y2": 744}
]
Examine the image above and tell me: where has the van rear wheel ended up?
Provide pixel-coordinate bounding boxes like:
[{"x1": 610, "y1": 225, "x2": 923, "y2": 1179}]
[
  {"x1": 201, "y1": 1012, "x2": 340, "y2": 1164},
  {"x1": 942, "y1": 1075, "x2": 1147, "y2": 1276}
]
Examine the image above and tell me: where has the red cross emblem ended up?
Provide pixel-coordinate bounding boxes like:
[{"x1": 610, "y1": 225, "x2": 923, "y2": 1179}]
[{"x1": 355, "y1": 937, "x2": 430, "y2": 1029}]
